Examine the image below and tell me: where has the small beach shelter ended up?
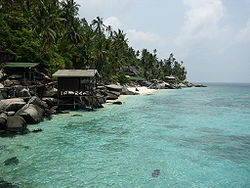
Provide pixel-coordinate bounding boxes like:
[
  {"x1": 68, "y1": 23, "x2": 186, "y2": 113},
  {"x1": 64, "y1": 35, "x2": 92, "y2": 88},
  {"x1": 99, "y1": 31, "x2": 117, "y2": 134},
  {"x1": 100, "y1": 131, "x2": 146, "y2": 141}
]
[
  {"x1": 52, "y1": 69, "x2": 100, "y2": 95},
  {"x1": 52, "y1": 69, "x2": 100, "y2": 109},
  {"x1": 4, "y1": 62, "x2": 39, "y2": 82},
  {"x1": 164, "y1": 76, "x2": 177, "y2": 83}
]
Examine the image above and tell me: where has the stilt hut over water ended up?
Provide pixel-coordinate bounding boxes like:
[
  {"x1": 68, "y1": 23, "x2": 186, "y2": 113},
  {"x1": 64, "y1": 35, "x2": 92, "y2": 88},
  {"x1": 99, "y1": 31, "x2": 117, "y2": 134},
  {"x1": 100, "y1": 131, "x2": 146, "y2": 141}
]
[{"x1": 52, "y1": 69, "x2": 100, "y2": 109}]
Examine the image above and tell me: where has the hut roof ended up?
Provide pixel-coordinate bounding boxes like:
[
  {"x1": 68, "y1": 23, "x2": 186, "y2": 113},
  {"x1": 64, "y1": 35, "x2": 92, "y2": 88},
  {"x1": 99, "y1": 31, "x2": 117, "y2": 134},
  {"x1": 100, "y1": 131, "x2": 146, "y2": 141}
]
[
  {"x1": 4, "y1": 62, "x2": 39, "y2": 68},
  {"x1": 52, "y1": 69, "x2": 100, "y2": 78}
]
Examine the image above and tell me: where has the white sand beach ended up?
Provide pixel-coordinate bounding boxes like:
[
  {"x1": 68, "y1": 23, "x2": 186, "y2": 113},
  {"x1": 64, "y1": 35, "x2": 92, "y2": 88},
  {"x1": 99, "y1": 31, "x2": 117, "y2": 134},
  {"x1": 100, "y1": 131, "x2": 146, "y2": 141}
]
[{"x1": 127, "y1": 86, "x2": 157, "y2": 95}]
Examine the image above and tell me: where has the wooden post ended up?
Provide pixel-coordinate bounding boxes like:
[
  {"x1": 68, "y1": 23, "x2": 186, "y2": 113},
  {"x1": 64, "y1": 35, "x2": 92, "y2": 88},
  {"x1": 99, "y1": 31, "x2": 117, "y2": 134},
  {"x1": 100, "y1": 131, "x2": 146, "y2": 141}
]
[
  {"x1": 73, "y1": 91, "x2": 76, "y2": 109},
  {"x1": 57, "y1": 89, "x2": 60, "y2": 106},
  {"x1": 23, "y1": 72, "x2": 26, "y2": 83},
  {"x1": 29, "y1": 67, "x2": 32, "y2": 81}
]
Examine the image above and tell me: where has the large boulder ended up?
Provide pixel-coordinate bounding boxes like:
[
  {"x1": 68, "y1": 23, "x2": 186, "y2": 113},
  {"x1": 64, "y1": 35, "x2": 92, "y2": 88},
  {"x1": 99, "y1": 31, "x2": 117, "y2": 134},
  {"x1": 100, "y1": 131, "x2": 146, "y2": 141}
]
[
  {"x1": 5, "y1": 101, "x2": 26, "y2": 112},
  {"x1": 138, "y1": 80, "x2": 152, "y2": 87},
  {"x1": 3, "y1": 79, "x2": 13, "y2": 87},
  {"x1": 17, "y1": 104, "x2": 44, "y2": 124},
  {"x1": 149, "y1": 81, "x2": 169, "y2": 89},
  {"x1": 46, "y1": 106, "x2": 58, "y2": 115},
  {"x1": 0, "y1": 70, "x2": 6, "y2": 80},
  {"x1": 113, "y1": 101, "x2": 123, "y2": 105},
  {"x1": 120, "y1": 86, "x2": 137, "y2": 95},
  {"x1": 0, "y1": 83, "x2": 7, "y2": 99},
  {"x1": 97, "y1": 85, "x2": 106, "y2": 90},
  {"x1": 92, "y1": 97, "x2": 103, "y2": 108},
  {"x1": 28, "y1": 96, "x2": 48, "y2": 109},
  {"x1": 84, "y1": 96, "x2": 103, "y2": 108},
  {"x1": 6, "y1": 115, "x2": 27, "y2": 132},
  {"x1": 0, "y1": 113, "x2": 8, "y2": 130},
  {"x1": 108, "y1": 90, "x2": 120, "y2": 96},
  {"x1": 7, "y1": 111, "x2": 15, "y2": 116},
  {"x1": 157, "y1": 82, "x2": 168, "y2": 89},
  {"x1": 43, "y1": 87, "x2": 57, "y2": 97},
  {"x1": 42, "y1": 97, "x2": 58, "y2": 107},
  {"x1": 166, "y1": 84, "x2": 177, "y2": 89},
  {"x1": 97, "y1": 89, "x2": 108, "y2": 97},
  {"x1": 106, "y1": 92, "x2": 119, "y2": 100},
  {"x1": 0, "y1": 98, "x2": 25, "y2": 111},
  {"x1": 105, "y1": 84, "x2": 123, "y2": 92},
  {"x1": 16, "y1": 88, "x2": 31, "y2": 98},
  {"x1": 96, "y1": 94, "x2": 106, "y2": 104},
  {"x1": 184, "y1": 82, "x2": 193, "y2": 87},
  {"x1": 178, "y1": 83, "x2": 187, "y2": 88},
  {"x1": 194, "y1": 84, "x2": 207, "y2": 87}
]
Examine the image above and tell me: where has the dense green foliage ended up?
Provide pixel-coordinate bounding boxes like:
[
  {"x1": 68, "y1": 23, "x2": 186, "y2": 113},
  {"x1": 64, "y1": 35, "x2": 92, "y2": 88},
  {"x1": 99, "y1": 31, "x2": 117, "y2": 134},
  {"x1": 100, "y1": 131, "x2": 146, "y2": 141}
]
[{"x1": 0, "y1": 0, "x2": 187, "y2": 81}]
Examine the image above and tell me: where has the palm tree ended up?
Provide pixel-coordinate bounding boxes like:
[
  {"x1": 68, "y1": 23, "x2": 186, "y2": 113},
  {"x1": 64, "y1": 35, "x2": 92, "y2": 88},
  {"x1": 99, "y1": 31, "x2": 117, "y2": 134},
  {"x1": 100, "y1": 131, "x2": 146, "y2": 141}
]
[
  {"x1": 30, "y1": 0, "x2": 63, "y2": 49},
  {"x1": 61, "y1": 0, "x2": 81, "y2": 44},
  {"x1": 91, "y1": 16, "x2": 106, "y2": 35},
  {"x1": 106, "y1": 25, "x2": 113, "y2": 37}
]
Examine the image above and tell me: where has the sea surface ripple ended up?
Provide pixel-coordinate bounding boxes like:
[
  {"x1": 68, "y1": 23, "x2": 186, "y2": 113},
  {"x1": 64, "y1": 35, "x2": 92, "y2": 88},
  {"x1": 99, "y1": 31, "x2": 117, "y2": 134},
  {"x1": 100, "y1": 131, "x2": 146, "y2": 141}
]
[{"x1": 1, "y1": 83, "x2": 250, "y2": 188}]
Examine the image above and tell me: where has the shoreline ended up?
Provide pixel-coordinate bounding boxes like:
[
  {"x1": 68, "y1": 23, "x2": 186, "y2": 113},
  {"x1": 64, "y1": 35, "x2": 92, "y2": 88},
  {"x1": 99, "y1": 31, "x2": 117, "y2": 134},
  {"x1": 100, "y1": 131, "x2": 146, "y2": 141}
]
[{"x1": 0, "y1": 80, "x2": 206, "y2": 137}]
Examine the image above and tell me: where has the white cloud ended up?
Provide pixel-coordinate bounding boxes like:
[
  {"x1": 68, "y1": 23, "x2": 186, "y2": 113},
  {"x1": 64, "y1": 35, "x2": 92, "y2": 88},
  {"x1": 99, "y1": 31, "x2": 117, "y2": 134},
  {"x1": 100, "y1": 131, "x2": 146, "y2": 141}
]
[
  {"x1": 174, "y1": 0, "x2": 231, "y2": 57},
  {"x1": 126, "y1": 29, "x2": 165, "y2": 52},
  {"x1": 177, "y1": 0, "x2": 224, "y2": 41},
  {"x1": 237, "y1": 17, "x2": 250, "y2": 43},
  {"x1": 76, "y1": 0, "x2": 138, "y2": 21},
  {"x1": 127, "y1": 29, "x2": 160, "y2": 43},
  {"x1": 104, "y1": 16, "x2": 122, "y2": 31}
]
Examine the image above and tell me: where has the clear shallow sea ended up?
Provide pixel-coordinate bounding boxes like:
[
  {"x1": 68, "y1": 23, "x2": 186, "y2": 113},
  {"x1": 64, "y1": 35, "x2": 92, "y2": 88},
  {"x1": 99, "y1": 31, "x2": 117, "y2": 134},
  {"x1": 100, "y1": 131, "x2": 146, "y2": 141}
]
[{"x1": 1, "y1": 83, "x2": 250, "y2": 188}]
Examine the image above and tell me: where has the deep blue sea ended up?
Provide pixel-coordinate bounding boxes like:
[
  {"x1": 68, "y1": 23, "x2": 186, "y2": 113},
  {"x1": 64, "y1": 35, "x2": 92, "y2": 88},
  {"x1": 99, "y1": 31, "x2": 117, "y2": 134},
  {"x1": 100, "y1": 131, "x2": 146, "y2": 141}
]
[{"x1": 1, "y1": 83, "x2": 250, "y2": 188}]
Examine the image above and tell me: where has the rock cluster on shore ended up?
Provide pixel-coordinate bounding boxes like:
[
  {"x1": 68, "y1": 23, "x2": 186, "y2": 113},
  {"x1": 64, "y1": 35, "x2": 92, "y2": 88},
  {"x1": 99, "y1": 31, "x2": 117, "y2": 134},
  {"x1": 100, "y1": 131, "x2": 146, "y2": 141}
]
[
  {"x1": 0, "y1": 96, "x2": 56, "y2": 135},
  {"x1": 0, "y1": 82, "x2": 138, "y2": 135},
  {"x1": 137, "y1": 79, "x2": 206, "y2": 89}
]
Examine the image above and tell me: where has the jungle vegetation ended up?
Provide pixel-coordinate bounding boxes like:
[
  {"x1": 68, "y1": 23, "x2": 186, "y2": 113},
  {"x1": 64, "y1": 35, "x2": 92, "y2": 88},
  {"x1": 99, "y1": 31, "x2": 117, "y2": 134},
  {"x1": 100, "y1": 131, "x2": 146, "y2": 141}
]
[{"x1": 0, "y1": 0, "x2": 187, "y2": 82}]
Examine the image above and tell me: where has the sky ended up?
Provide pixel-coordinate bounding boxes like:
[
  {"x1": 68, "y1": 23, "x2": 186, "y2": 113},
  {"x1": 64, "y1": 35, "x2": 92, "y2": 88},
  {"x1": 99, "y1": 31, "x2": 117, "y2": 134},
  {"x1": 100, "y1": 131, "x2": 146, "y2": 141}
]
[{"x1": 75, "y1": 0, "x2": 250, "y2": 83}]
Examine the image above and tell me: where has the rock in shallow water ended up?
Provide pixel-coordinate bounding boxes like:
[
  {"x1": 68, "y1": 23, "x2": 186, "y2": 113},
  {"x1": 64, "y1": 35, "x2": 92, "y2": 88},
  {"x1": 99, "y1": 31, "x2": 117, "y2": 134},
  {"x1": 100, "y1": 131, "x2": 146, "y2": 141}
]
[
  {"x1": 113, "y1": 101, "x2": 123, "y2": 105},
  {"x1": 106, "y1": 93, "x2": 118, "y2": 100},
  {"x1": 31, "y1": 128, "x2": 43, "y2": 133},
  {"x1": 4, "y1": 157, "x2": 19, "y2": 166},
  {"x1": 17, "y1": 104, "x2": 44, "y2": 124},
  {"x1": 6, "y1": 116, "x2": 27, "y2": 132},
  {"x1": 0, "y1": 113, "x2": 7, "y2": 130},
  {"x1": 0, "y1": 179, "x2": 18, "y2": 188},
  {"x1": 152, "y1": 169, "x2": 160, "y2": 177}
]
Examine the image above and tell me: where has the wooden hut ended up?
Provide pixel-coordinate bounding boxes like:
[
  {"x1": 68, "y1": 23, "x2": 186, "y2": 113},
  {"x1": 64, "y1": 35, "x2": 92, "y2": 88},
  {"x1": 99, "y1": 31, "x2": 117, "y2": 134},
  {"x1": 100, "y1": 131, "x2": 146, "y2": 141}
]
[
  {"x1": 52, "y1": 69, "x2": 100, "y2": 109},
  {"x1": 4, "y1": 62, "x2": 39, "y2": 83},
  {"x1": 164, "y1": 76, "x2": 177, "y2": 83}
]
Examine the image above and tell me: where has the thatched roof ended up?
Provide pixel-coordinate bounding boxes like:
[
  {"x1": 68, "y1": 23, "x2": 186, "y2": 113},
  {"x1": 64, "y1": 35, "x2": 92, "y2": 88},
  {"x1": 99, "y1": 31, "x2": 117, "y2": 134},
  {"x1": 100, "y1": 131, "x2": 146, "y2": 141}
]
[{"x1": 52, "y1": 69, "x2": 100, "y2": 78}]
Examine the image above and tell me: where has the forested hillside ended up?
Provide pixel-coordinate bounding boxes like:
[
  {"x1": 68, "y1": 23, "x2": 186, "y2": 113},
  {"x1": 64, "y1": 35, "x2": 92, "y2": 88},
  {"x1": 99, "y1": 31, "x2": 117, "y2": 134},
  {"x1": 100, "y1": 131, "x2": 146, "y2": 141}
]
[{"x1": 0, "y1": 0, "x2": 187, "y2": 82}]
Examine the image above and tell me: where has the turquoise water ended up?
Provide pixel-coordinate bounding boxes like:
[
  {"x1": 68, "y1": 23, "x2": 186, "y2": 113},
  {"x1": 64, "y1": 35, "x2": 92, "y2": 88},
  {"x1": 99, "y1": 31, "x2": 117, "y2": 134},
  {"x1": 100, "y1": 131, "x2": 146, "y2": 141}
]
[{"x1": 1, "y1": 83, "x2": 250, "y2": 188}]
